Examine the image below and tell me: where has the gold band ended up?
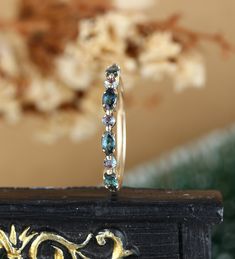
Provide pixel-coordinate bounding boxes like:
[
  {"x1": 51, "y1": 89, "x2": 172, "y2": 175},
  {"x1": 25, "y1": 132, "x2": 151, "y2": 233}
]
[{"x1": 116, "y1": 77, "x2": 126, "y2": 188}]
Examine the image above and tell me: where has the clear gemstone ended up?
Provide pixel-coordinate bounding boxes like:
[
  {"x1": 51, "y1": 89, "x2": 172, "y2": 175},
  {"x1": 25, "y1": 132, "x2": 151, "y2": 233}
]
[
  {"x1": 104, "y1": 79, "x2": 119, "y2": 89},
  {"x1": 102, "y1": 115, "x2": 116, "y2": 127},
  {"x1": 104, "y1": 156, "x2": 117, "y2": 169},
  {"x1": 104, "y1": 173, "x2": 119, "y2": 191},
  {"x1": 102, "y1": 88, "x2": 117, "y2": 110},
  {"x1": 102, "y1": 132, "x2": 115, "y2": 155}
]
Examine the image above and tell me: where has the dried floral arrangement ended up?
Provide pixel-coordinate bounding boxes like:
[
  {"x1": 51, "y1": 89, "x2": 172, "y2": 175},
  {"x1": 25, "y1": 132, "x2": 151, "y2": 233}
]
[{"x1": 0, "y1": 0, "x2": 233, "y2": 143}]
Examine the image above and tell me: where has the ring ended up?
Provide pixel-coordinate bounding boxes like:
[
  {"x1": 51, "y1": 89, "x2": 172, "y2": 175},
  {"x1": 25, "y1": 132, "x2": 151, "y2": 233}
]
[{"x1": 101, "y1": 64, "x2": 126, "y2": 192}]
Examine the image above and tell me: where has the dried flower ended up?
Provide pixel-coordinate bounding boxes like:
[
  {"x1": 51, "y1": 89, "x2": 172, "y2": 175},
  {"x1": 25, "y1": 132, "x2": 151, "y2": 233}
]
[
  {"x1": 0, "y1": 79, "x2": 21, "y2": 123},
  {"x1": 140, "y1": 32, "x2": 182, "y2": 62},
  {"x1": 25, "y1": 77, "x2": 75, "y2": 112},
  {"x1": 55, "y1": 44, "x2": 96, "y2": 90},
  {"x1": 174, "y1": 52, "x2": 206, "y2": 91},
  {"x1": 113, "y1": 0, "x2": 157, "y2": 11},
  {"x1": 0, "y1": 0, "x2": 232, "y2": 142},
  {"x1": 139, "y1": 32, "x2": 181, "y2": 82}
]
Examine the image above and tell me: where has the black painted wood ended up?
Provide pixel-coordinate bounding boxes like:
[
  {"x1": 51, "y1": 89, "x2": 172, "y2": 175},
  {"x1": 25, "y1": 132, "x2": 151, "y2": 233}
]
[{"x1": 0, "y1": 188, "x2": 223, "y2": 259}]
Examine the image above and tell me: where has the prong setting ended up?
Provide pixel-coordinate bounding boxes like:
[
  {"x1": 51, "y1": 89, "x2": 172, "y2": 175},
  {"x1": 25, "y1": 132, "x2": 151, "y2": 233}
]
[{"x1": 102, "y1": 64, "x2": 121, "y2": 192}]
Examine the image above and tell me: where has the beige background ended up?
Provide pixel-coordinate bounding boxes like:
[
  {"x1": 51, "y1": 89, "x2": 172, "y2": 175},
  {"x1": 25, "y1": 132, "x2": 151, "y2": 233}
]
[{"x1": 0, "y1": 0, "x2": 234, "y2": 186}]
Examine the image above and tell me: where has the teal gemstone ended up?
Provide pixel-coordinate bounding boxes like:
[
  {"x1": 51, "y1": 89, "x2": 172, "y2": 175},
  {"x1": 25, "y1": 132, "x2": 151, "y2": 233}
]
[
  {"x1": 102, "y1": 132, "x2": 115, "y2": 155},
  {"x1": 104, "y1": 173, "x2": 119, "y2": 191},
  {"x1": 102, "y1": 88, "x2": 117, "y2": 110}
]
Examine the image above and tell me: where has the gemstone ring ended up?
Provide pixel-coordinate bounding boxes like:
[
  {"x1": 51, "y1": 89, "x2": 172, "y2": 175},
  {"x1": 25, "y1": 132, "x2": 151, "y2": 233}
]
[{"x1": 101, "y1": 64, "x2": 126, "y2": 192}]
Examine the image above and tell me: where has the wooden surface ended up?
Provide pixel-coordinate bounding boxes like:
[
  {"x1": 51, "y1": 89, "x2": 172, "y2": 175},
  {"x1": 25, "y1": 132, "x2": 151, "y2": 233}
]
[{"x1": 0, "y1": 188, "x2": 223, "y2": 259}]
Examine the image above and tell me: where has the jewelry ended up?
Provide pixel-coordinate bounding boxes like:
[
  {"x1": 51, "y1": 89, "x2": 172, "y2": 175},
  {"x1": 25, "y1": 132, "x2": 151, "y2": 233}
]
[{"x1": 101, "y1": 64, "x2": 126, "y2": 192}]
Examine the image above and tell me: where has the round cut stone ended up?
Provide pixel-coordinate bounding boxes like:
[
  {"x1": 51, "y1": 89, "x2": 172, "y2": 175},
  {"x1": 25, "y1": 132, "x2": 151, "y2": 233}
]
[
  {"x1": 104, "y1": 79, "x2": 119, "y2": 89},
  {"x1": 104, "y1": 173, "x2": 119, "y2": 191},
  {"x1": 102, "y1": 114, "x2": 116, "y2": 127},
  {"x1": 102, "y1": 132, "x2": 115, "y2": 155},
  {"x1": 102, "y1": 88, "x2": 117, "y2": 110},
  {"x1": 104, "y1": 156, "x2": 117, "y2": 169}
]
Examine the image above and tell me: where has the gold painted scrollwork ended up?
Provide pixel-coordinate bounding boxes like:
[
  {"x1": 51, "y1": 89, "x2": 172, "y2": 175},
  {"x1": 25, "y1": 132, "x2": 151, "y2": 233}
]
[
  {"x1": 29, "y1": 232, "x2": 93, "y2": 259},
  {"x1": 0, "y1": 225, "x2": 37, "y2": 259},
  {"x1": 96, "y1": 230, "x2": 134, "y2": 259},
  {"x1": 0, "y1": 225, "x2": 135, "y2": 259}
]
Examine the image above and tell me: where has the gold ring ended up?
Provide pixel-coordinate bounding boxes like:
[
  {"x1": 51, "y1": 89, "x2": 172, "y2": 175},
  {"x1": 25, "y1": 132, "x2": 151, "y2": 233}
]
[{"x1": 101, "y1": 64, "x2": 126, "y2": 192}]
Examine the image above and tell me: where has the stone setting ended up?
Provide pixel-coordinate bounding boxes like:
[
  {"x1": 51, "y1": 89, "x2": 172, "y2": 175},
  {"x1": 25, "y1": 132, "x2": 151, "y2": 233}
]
[
  {"x1": 104, "y1": 156, "x2": 117, "y2": 169},
  {"x1": 102, "y1": 88, "x2": 117, "y2": 110},
  {"x1": 104, "y1": 173, "x2": 119, "y2": 191},
  {"x1": 105, "y1": 64, "x2": 120, "y2": 78},
  {"x1": 102, "y1": 114, "x2": 116, "y2": 127},
  {"x1": 104, "y1": 79, "x2": 119, "y2": 89},
  {"x1": 102, "y1": 132, "x2": 115, "y2": 155},
  {"x1": 101, "y1": 64, "x2": 123, "y2": 192}
]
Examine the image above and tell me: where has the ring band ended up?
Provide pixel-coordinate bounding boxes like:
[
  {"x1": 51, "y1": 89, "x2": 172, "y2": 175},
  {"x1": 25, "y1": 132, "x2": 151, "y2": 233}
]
[{"x1": 101, "y1": 64, "x2": 126, "y2": 192}]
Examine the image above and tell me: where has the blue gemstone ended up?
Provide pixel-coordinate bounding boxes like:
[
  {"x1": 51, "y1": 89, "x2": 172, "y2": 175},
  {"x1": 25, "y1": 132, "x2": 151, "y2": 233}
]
[
  {"x1": 102, "y1": 88, "x2": 117, "y2": 110},
  {"x1": 102, "y1": 132, "x2": 115, "y2": 155},
  {"x1": 104, "y1": 173, "x2": 119, "y2": 191},
  {"x1": 102, "y1": 114, "x2": 116, "y2": 127},
  {"x1": 104, "y1": 156, "x2": 117, "y2": 169}
]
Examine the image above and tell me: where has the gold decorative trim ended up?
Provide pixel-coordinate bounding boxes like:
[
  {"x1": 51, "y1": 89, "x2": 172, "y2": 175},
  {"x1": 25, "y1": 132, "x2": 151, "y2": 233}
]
[
  {"x1": 0, "y1": 225, "x2": 135, "y2": 259},
  {"x1": 96, "y1": 230, "x2": 133, "y2": 259}
]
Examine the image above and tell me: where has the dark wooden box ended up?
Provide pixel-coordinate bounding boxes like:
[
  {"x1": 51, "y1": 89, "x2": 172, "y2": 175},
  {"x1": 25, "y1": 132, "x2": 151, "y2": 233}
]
[{"x1": 0, "y1": 188, "x2": 222, "y2": 259}]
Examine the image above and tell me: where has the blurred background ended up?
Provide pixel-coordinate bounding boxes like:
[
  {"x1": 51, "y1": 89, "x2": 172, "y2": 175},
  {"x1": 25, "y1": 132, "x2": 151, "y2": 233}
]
[{"x1": 0, "y1": 0, "x2": 234, "y2": 258}]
